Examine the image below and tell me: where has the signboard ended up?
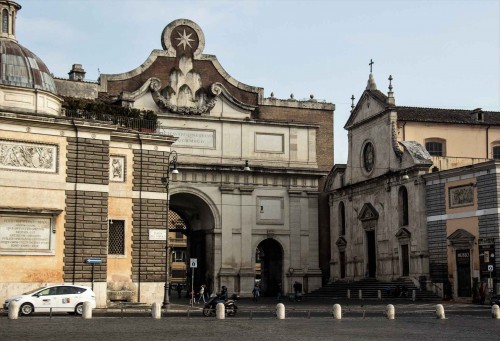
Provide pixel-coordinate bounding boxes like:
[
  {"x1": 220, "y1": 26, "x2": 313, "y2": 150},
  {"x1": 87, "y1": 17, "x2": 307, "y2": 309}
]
[
  {"x1": 479, "y1": 242, "x2": 495, "y2": 279},
  {"x1": 190, "y1": 258, "x2": 197, "y2": 268},
  {"x1": 149, "y1": 229, "x2": 166, "y2": 241},
  {"x1": 0, "y1": 215, "x2": 53, "y2": 253}
]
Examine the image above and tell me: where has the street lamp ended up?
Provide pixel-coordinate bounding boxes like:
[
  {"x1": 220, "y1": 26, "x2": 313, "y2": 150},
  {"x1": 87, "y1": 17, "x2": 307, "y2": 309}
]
[{"x1": 161, "y1": 150, "x2": 179, "y2": 309}]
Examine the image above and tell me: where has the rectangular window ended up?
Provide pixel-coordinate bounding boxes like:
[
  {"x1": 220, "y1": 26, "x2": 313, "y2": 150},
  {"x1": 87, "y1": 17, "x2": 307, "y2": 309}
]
[
  {"x1": 425, "y1": 142, "x2": 443, "y2": 156},
  {"x1": 108, "y1": 220, "x2": 125, "y2": 255},
  {"x1": 493, "y1": 146, "x2": 500, "y2": 159},
  {"x1": 173, "y1": 250, "x2": 185, "y2": 262}
]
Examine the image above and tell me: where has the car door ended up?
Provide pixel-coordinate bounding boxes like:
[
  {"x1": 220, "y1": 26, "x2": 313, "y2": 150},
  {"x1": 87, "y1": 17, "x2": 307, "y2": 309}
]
[{"x1": 31, "y1": 287, "x2": 58, "y2": 313}]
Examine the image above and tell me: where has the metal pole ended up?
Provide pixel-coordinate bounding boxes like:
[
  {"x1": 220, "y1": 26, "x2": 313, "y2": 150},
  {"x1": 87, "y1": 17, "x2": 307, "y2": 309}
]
[
  {"x1": 191, "y1": 268, "x2": 194, "y2": 307},
  {"x1": 91, "y1": 263, "x2": 95, "y2": 291},
  {"x1": 162, "y1": 151, "x2": 177, "y2": 309}
]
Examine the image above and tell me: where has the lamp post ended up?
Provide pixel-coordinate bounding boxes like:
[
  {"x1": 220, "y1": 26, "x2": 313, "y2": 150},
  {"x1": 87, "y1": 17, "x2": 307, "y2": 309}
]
[{"x1": 161, "y1": 150, "x2": 179, "y2": 309}]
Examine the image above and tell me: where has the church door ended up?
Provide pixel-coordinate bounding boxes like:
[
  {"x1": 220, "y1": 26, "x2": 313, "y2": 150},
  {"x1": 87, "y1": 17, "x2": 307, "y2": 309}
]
[
  {"x1": 401, "y1": 244, "x2": 410, "y2": 276},
  {"x1": 366, "y1": 231, "x2": 376, "y2": 277},
  {"x1": 456, "y1": 249, "x2": 471, "y2": 297},
  {"x1": 339, "y1": 252, "x2": 346, "y2": 278}
]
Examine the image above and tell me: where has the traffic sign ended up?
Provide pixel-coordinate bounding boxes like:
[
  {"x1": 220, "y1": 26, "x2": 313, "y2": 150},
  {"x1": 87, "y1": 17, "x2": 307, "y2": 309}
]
[
  {"x1": 190, "y1": 258, "x2": 197, "y2": 268},
  {"x1": 488, "y1": 265, "x2": 494, "y2": 272},
  {"x1": 85, "y1": 258, "x2": 102, "y2": 264}
]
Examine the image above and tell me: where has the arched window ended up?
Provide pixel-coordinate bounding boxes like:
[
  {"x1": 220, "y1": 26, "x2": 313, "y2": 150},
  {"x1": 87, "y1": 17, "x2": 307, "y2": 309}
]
[
  {"x1": 2, "y1": 9, "x2": 8, "y2": 34},
  {"x1": 399, "y1": 186, "x2": 409, "y2": 226},
  {"x1": 425, "y1": 138, "x2": 446, "y2": 157},
  {"x1": 338, "y1": 202, "x2": 346, "y2": 235}
]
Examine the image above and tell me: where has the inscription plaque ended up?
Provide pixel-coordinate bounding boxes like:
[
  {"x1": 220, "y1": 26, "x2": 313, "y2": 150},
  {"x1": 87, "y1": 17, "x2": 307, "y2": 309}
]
[
  {"x1": 0, "y1": 215, "x2": 53, "y2": 253},
  {"x1": 160, "y1": 128, "x2": 215, "y2": 148}
]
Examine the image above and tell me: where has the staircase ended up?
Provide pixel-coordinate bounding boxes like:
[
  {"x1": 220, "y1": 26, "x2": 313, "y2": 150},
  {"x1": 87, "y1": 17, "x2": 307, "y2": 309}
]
[{"x1": 306, "y1": 278, "x2": 441, "y2": 301}]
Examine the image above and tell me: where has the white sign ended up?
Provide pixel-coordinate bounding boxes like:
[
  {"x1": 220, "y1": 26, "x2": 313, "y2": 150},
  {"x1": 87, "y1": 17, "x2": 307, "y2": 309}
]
[
  {"x1": 488, "y1": 265, "x2": 494, "y2": 272},
  {"x1": 0, "y1": 215, "x2": 52, "y2": 252},
  {"x1": 149, "y1": 229, "x2": 166, "y2": 241},
  {"x1": 190, "y1": 258, "x2": 197, "y2": 268}
]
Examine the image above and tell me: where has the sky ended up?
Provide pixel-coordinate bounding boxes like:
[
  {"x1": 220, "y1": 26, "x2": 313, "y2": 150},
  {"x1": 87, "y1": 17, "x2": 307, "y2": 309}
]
[{"x1": 17, "y1": 0, "x2": 500, "y2": 164}]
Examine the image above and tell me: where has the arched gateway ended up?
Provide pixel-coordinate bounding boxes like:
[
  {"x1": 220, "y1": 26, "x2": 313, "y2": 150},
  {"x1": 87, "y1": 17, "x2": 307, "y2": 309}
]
[{"x1": 0, "y1": 11, "x2": 333, "y2": 308}]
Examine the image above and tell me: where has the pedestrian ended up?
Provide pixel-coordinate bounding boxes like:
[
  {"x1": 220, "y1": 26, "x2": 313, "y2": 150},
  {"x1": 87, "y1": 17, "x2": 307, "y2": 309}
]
[
  {"x1": 277, "y1": 283, "x2": 283, "y2": 302},
  {"x1": 176, "y1": 284, "x2": 182, "y2": 298},
  {"x1": 197, "y1": 284, "x2": 206, "y2": 304},
  {"x1": 479, "y1": 282, "x2": 486, "y2": 304},
  {"x1": 293, "y1": 281, "x2": 302, "y2": 302},
  {"x1": 252, "y1": 283, "x2": 260, "y2": 302}
]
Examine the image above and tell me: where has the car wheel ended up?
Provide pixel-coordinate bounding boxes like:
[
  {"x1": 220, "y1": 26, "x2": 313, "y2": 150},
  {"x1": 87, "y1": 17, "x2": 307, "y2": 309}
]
[
  {"x1": 75, "y1": 303, "x2": 84, "y2": 315},
  {"x1": 20, "y1": 303, "x2": 34, "y2": 316}
]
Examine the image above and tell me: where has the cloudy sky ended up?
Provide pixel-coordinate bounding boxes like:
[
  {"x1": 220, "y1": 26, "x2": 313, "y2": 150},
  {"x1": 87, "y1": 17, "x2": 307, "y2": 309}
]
[{"x1": 17, "y1": 0, "x2": 500, "y2": 164}]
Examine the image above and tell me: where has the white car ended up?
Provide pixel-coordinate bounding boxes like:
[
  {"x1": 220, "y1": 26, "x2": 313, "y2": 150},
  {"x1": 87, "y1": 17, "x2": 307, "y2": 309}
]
[{"x1": 3, "y1": 284, "x2": 96, "y2": 316}]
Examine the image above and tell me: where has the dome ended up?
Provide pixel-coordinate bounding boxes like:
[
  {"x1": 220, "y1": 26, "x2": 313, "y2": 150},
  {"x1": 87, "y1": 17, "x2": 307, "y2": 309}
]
[{"x1": 0, "y1": 39, "x2": 57, "y2": 94}]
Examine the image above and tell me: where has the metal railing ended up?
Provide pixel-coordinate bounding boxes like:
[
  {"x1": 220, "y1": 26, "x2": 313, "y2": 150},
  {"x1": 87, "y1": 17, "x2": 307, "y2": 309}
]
[{"x1": 64, "y1": 109, "x2": 160, "y2": 133}]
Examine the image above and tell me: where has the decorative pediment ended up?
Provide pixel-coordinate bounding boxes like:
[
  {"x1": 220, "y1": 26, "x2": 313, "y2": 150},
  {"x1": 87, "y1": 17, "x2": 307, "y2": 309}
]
[
  {"x1": 344, "y1": 89, "x2": 388, "y2": 130},
  {"x1": 358, "y1": 203, "x2": 379, "y2": 222},
  {"x1": 395, "y1": 227, "x2": 411, "y2": 240},
  {"x1": 336, "y1": 237, "x2": 347, "y2": 251},
  {"x1": 447, "y1": 228, "x2": 475, "y2": 248}
]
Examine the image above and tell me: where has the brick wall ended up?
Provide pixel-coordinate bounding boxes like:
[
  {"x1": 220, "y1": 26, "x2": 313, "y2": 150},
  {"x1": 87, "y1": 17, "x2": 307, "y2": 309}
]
[
  {"x1": 258, "y1": 105, "x2": 333, "y2": 172},
  {"x1": 67, "y1": 137, "x2": 109, "y2": 185},
  {"x1": 64, "y1": 190, "x2": 108, "y2": 282},
  {"x1": 64, "y1": 136, "x2": 110, "y2": 283},
  {"x1": 133, "y1": 149, "x2": 169, "y2": 192},
  {"x1": 131, "y1": 198, "x2": 167, "y2": 282}
]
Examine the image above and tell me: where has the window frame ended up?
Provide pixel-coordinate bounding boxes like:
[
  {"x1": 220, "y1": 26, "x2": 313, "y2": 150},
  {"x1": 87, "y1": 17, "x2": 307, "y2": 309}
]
[{"x1": 425, "y1": 138, "x2": 446, "y2": 157}]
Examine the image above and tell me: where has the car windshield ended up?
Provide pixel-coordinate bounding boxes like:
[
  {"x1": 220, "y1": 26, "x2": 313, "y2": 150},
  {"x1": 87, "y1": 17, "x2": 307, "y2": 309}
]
[{"x1": 22, "y1": 287, "x2": 47, "y2": 295}]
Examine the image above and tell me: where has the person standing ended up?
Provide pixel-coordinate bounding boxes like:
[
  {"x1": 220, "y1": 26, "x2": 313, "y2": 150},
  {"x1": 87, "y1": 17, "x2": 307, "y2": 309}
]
[
  {"x1": 197, "y1": 284, "x2": 206, "y2": 304},
  {"x1": 176, "y1": 284, "x2": 183, "y2": 298},
  {"x1": 252, "y1": 284, "x2": 260, "y2": 302},
  {"x1": 479, "y1": 282, "x2": 486, "y2": 304}
]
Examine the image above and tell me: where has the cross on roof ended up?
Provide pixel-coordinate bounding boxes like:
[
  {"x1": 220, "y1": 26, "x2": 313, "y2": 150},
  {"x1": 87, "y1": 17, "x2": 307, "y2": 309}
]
[{"x1": 369, "y1": 59, "x2": 374, "y2": 73}]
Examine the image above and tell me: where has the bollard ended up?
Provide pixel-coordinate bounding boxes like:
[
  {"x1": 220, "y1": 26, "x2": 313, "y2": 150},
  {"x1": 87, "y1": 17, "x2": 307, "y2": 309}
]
[
  {"x1": 412, "y1": 290, "x2": 416, "y2": 302},
  {"x1": 276, "y1": 303, "x2": 285, "y2": 320},
  {"x1": 435, "y1": 304, "x2": 445, "y2": 319},
  {"x1": 152, "y1": 302, "x2": 161, "y2": 319},
  {"x1": 347, "y1": 289, "x2": 351, "y2": 299},
  {"x1": 492, "y1": 304, "x2": 500, "y2": 319},
  {"x1": 8, "y1": 301, "x2": 20, "y2": 320},
  {"x1": 378, "y1": 290, "x2": 382, "y2": 300},
  {"x1": 333, "y1": 304, "x2": 342, "y2": 320},
  {"x1": 216, "y1": 302, "x2": 225, "y2": 320},
  {"x1": 359, "y1": 289, "x2": 362, "y2": 300},
  {"x1": 82, "y1": 301, "x2": 93, "y2": 319},
  {"x1": 386, "y1": 304, "x2": 395, "y2": 320}
]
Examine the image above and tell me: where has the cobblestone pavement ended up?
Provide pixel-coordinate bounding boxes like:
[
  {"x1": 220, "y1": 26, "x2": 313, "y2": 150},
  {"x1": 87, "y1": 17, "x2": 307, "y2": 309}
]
[{"x1": 1, "y1": 298, "x2": 498, "y2": 340}]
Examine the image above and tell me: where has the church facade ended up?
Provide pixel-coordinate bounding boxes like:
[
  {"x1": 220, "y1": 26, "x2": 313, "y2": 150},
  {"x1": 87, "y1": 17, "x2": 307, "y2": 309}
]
[
  {"x1": 0, "y1": 2, "x2": 334, "y2": 306},
  {"x1": 327, "y1": 71, "x2": 500, "y2": 299}
]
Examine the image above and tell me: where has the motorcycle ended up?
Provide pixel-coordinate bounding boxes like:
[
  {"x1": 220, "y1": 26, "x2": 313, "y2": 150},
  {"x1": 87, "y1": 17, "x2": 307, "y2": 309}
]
[{"x1": 202, "y1": 294, "x2": 238, "y2": 317}]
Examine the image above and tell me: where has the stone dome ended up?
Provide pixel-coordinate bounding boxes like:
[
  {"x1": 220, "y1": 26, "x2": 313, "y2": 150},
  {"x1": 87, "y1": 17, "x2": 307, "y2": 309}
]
[
  {"x1": 0, "y1": 39, "x2": 57, "y2": 94},
  {"x1": 0, "y1": 0, "x2": 61, "y2": 116}
]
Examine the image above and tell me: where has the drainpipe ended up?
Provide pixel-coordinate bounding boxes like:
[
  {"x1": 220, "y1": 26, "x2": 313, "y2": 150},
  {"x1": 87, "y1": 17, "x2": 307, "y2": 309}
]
[
  {"x1": 486, "y1": 126, "x2": 490, "y2": 159},
  {"x1": 71, "y1": 119, "x2": 79, "y2": 285},
  {"x1": 137, "y1": 133, "x2": 143, "y2": 302}
]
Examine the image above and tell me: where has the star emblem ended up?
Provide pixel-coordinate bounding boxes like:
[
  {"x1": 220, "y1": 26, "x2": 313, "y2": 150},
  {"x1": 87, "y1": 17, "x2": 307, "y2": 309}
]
[{"x1": 175, "y1": 29, "x2": 195, "y2": 50}]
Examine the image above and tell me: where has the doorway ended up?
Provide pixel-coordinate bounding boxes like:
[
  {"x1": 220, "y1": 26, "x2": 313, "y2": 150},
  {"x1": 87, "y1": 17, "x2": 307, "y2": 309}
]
[
  {"x1": 456, "y1": 249, "x2": 471, "y2": 297},
  {"x1": 339, "y1": 251, "x2": 346, "y2": 278},
  {"x1": 255, "y1": 238, "x2": 283, "y2": 296},
  {"x1": 401, "y1": 244, "x2": 410, "y2": 276},
  {"x1": 366, "y1": 231, "x2": 376, "y2": 277}
]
